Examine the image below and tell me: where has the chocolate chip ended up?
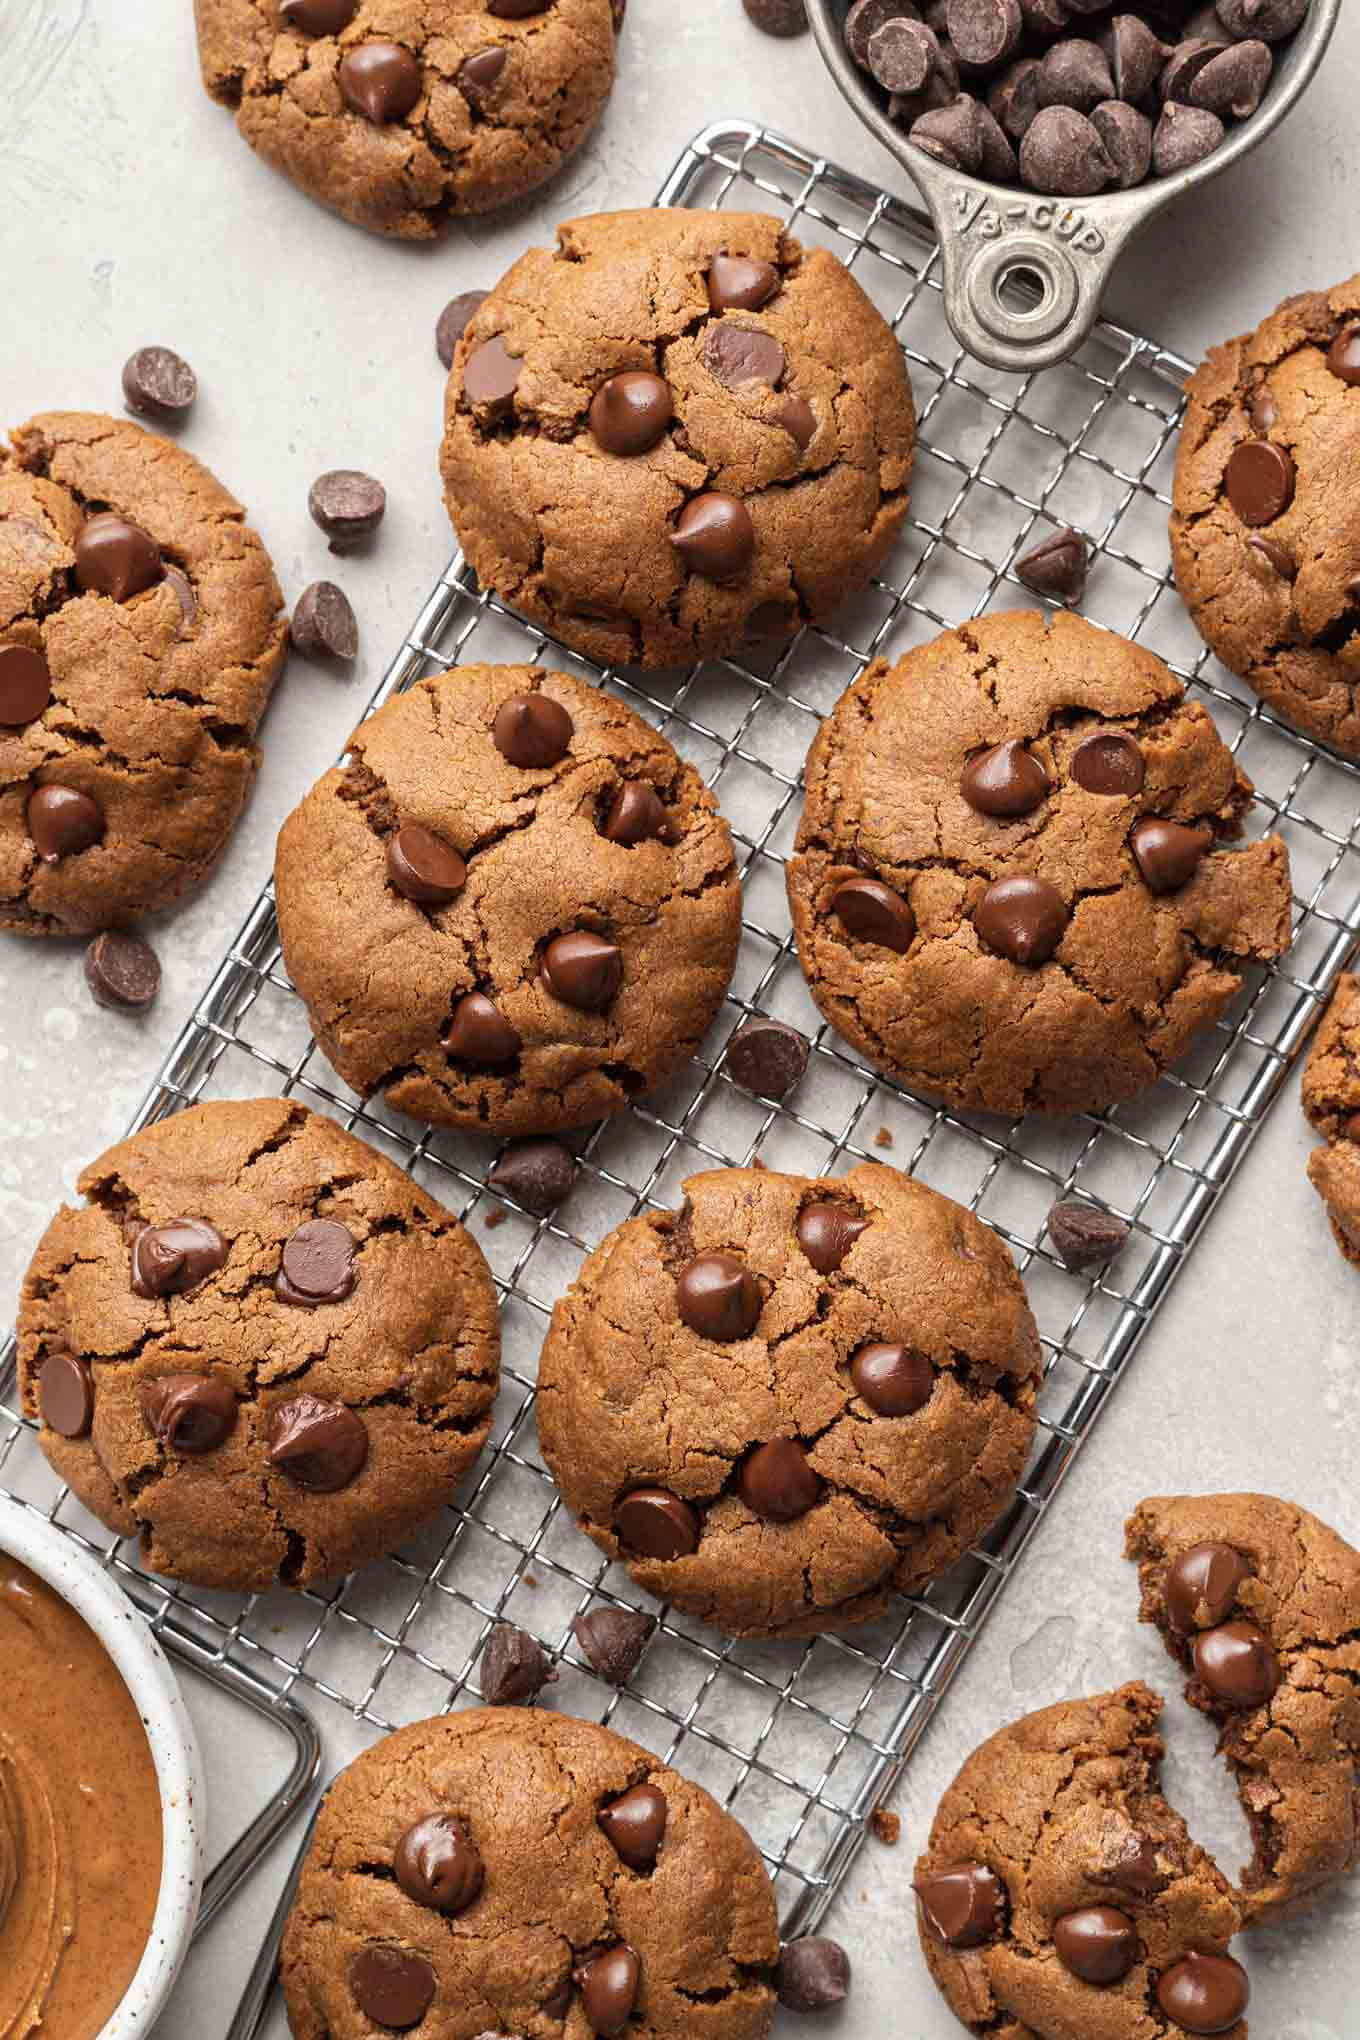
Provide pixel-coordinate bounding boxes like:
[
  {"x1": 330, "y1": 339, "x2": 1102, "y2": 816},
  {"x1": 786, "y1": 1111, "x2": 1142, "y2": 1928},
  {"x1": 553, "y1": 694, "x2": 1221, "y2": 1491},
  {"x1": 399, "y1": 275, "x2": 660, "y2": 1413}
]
[
  {"x1": 464, "y1": 335, "x2": 522, "y2": 417},
  {"x1": 851, "y1": 1341, "x2": 933, "y2": 1414},
  {"x1": 602, "y1": 781, "x2": 669, "y2": 844},
  {"x1": 868, "y1": 16, "x2": 941, "y2": 91},
  {"x1": 1248, "y1": 381, "x2": 1280, "y2": 431},
  {"x1": 492, "y1": 690, "x2": 572, "y2": 766},
  {"x1": 740, "y1": 1437, "x2": 820, "y2": 1520},
  {"x1": 268, "y1": 1394, "x2": 368, "y2": 1491},
  {"x1": 1052, "y1": 1907, "x2": 1138, "y2": 1986},
  {"x1": 1105, "y1": 1829, "x2": 1165, "y2": 1896},
  {"x1": 974, "y1": 98, "x2": 1019, "y2": 177},
  {"x1": 707, "y1": 252, "x2": 780, "y2": 312},
  {"x1": 672, "y1": 493, "x2": 755, "y2": 581},
  {"x1": 27, "y1": 785, "x2": 103, "y2": 862},
  {"x1": 1079, "y1": 92, "x2": 1151, "y2": 182},
  {"x1": 989, "y1": 56, "x2": 1042, "y2": 137},
  {"x1": 911, "y1": 94, "x2": 985, "y2": 172},
  {"x1": 1327, "y1": 327, "x2": 1360, "y2": 386},
  {"x1": 1037, "y1": 36, "x2": 1113, "y2": 108},
  {"x1": 723, "y1": 1017, "x2": 809, "y2": 1099},
  {"x1": 704, "y1": 322, "x2": 786, "y2": 390},
  {"x1": 1160, "y1": 35, "x2": 1223, "y2": 101},
  {"x1": 589, "y1": 371, "x2": 673, "y2": 454},
  {"x1": 74, "y1": 513, "x2": 162, "y2": 601},
  {"x1": 960, "y1": 739, "x2": 1051, "y2": 818},
  {"x1": 84, "y1": 929, "x2": 161, "y2": 1011},
  {"x1": 974, "y1": 874, "x2": 1067, "y2": 965},
  {"x1": 480, "y1": 1620, "x2": 558, "y2": 1704},
  {"x1": 394, "y1": 1814, "x2": 484, "y2": 1913},
  {"x1": 832, "y1": 875, "x2": 916, "y2": 951},
  {"x1": 743, "y1": 0, "x2": 808, "y2": 32},
  {"x1": 38, "y1": 1352, "x2": 94, "y2": 1438},
  {"x1": 616, "y1": 1488, "x2": 701, "y2": 1559},
  {"x1": 291, "y1": 579, "x2": 358, "y2": 662},
  {"x1": 574, "y1": 1609, "x2": 654, "y2": 1686},
  {"x1": 1226, "y1": 435, "x2": 1297, "y2": 527},
  {"x1": 436, "y1": 291, "x2": 489, "y2": 370},
  {"x1": 1165, "y1": 1540, "x2": 1250, "y2": 1632},
  {"x1": 276, "y1": 1218, "x2": 357, "y2": 1307},
  {"x1": 915, "y1": 1863, "x2": 1004, "y2": 1948},
  {"x1": 140, "y1": 1374, "x2": 238, "y2": 1454},
  {"x1": 541, "y1": 930, "x2": 622, "y2": 1010},
  {"x1": 599, "y1": 1784, "x2": 668, "y2": 1869},
  {"x1": 131, "y1": 1218, "x2": 228, "y2": 1297},
  {"x1": 1129, "y1": 817, "x2": 1211, "y2": 893},
  {"x1": 488, "y1": 1138, "x2": 575, "y2": 1216},
  {"x1": 676, "y1": 1251, "x2": 762, "y2": 1340},
  {"x1": 165, "y1": 566, "x2": 197, "y2": 633},
  {"x1": 775, "y1": 394, "x2": 817, "y2": 449},
  {"x1": 845, "y1": 0, "x2": 920, "y2": 67},
  {"x1": 459, "y1": 44, "x2": 507, "y2": 102},
  {"x1": 121, "y1": 346, "x2": 197, "y2": 421},
  {"x1": 1216, "y1": 0, "x2": 1305, "y2": 38},
  {"x1": 1046, "y1": 1199, "x2": 1129, "y2": 1271},
  {"x1": 339, "y1": 41, "x2": 422, "y2": 122},
  {"x1": 1020, "y1": 0, "x2": 1069, "y2": 29},
  {"x1": 387, "y1": 823, "x2": 466, "y2": 906},
  {"x1": 349, "y1": 1945, "x2": 436, "y2": 2030},
  {"x1": 573, "y1": 1945, "x2": 640, "y2": 2034},
  {"x1": 445, "y1": 992, "x2": 521, "y2": 1063},
  {"x1": 307, "y1": 470, "x2": 386, "y2": 552},
  {"x1": 1190, "y1": 36, "x2": 1272, "y2": 114},
  {"x1": 282, "y1": 0, "x2": 357, "y2": 28},
  {"x1": 488, "y1": 0, "x2": 548, "y2": 13},
  {"x1": 1016, "y1": 526, "x2": 1091, "y2": 604},
  {"x1": 1071, "y1": 730, "x2": 1145, "y2": 795},
  {"x1": 1020, "y1": 105, "x2": 1114, "y2": 194},
  {"x1": 777, "y1": 1937, "x2": 852, "y2": 2013},
  {"x1": 946, "y1": 0, "x2": 1022, "y2": 66},
  {"x1": 1155, "y1": 1952, "x2": 1250, "y2": 2034},
  {"x1": 1103, "y1": 13, "x2": 1170, "y2": 99},
  {"x1": 1193, "y1": 1620, "x2": 1279, "y2": 1709},
  {"x1": 1243, "y1": 534, "x2": 1294, "y2": 588},
  {"x1": 796, "y1": 1202, "x2": 869, "y2": 1273},
  {"x1": 0, "y1": 644, "x2": 50, "y2": 727},
  {"x1": 1152, "y1": 101, "x2": 1225, "y2": 174}
]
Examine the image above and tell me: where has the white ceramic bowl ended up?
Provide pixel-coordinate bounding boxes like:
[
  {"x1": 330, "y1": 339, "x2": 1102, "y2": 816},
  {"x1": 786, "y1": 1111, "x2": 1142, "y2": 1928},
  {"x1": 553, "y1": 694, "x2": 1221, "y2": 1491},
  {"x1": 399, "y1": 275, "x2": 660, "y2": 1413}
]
[{"x1": 0, "y1": 1496, "x2": 204, "y2": 2037}]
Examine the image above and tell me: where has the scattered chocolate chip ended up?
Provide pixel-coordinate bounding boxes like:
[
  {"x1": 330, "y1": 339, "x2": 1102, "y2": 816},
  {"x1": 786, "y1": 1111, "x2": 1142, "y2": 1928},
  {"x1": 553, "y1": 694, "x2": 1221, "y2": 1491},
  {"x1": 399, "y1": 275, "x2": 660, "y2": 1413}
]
[
  {"x1": 488, "y1": 1138, "x2": 576, "y2": 1216},
  {"x1": 740, "y1": 1437, "x2": 820, "y2": 1520},
  {"x1": 349, "y1": 1945, "x2": 436, "y2": 2031},
  {"x1": 1129, "y1": 817, "x2": 1211, "y2": 893},
  {"x1": 0, "y1": 644, "x2": 50, "y2": 727},
  {"x1": 1224, "y1": 436, "x2": 1296, "y2": 525},
  {"x1": 1152, "y1": 100, "x2": 1225, "y2": 174},
  {"x1": 268, "y1": 1393, "x2": 369, "y2": 1491},
  {"x1": 869, "y1": 16, "x2": 942, "y2": 92},
  {"x1": 291, "y1": 579, "x2": 358, "y2": 661},
  {"x1": 459, "y1": 44, "x2": 507, "y2": 102},
  {"x1": 74, "y1": 512, "x2": 162, "y2": 601},
  {"x1": 38, "y1": 1352, "x2": 94, "y2": 1438},
  {"x1": 832, "y1": 875, "x2": 916, "y2": 951},
  {"x1": 492, "y1": 690, "x2": 572, "y2": 766},
  {"x1": 973, "y1": 874, "x2": 1068, "y2": 965},
  {"x1": 481, "y1": 1620, "x2": 558, "y2": 1704},
  {"x1": 589, "y1": 371, "x2": 673, "y2": 454},
  {"x1": 1016, "y1": 526, "x2": 1091, "y2": 604},
  {"x1": 27, "y1": 784, "x2": 103, "y2": 862},
  {"x1": 541, "y1": 930, "x2": 623, "y2": 1010},
  {"x1": 574, "y1": 1608, "x2": 655, "y2": 1685},
  {"x1": 141, "y1": 1374, "x2": 238, "y2": 1454},
  {"x1": 599, "y1": 1784, "x2": 668, "y2": 1869},
  {"x1": 282, "y1": 0, "x2": 358, "y2": 28},
  {"x1": 1020, "y1": 104, "x2": 1114, "y2": 193},
  {"x1": 276, "y1": 1218, "x2": 357, "y2": 1307},
  {"x1": 1052, "y1": 1907, "x2": 1138, "y2": 1986},
  {"x1": 915, "y1": 1863, "x2": 1005, "y2": 1948},
  {"x1": 672, "y1": 493, "x2": 755, "y2": 581},
  {"x1": 777, "y1": 1937, "x2": 852, "y2": 2013},
  {"x1": 1155, "y1": 1951, "x2": 1250, "y2": 2034},
  {"x1": 796, "y1": 1202, "x2": 869, "y2": 1273},
  {"x1": 1104, "y1": 13, "x2": 1170, "y2": 99},
  {"x1": 1193, "y1": 1620, "x2": 1279, "y2": 1709},
  {"x1": 436, "y1": 291, "x2": 489, "y2": 370},
  {"x1": 1165, "y1": 1540, "x2": 1250, "y2": 1632},
  {"x1": 394, "y1": 1813, "x2": 484, "y2": 1913},
  {"x1": 339, "y1": 41, "x2": 423, "y2": 122},
  {"x1": 851, "y1": 1341, "x2": 933, "y2": 1414},
  {"x1": 1216, "y1": 0, "x2": 1306, "y2": 38},
  {"x1": 676, "y1": 1251, "x2": 762, "y2": 1340},
  {"x1": 743, "y1": 0, "x2": 808, "y2": 32},
  {"x1": 446, "y1": 992, "x2": 521, "y2": 1063},
  {"x1": 463, "y1": 334, "x2": 522, "y2": 416},
  {"x1": 616, "y1": 1488, "x2": 701, "y2": 1559},
  {"x1": 1327, "y1": 327, "x2": 1360, "y2": 386},
  {"x1": 722, "y1": 1017, "x2": 809, "y2": 1099},
  {"x1": 387, "y1": 824, "x2": 466, "y2": 906},
  {"x1": 960, "y1": 739, "x2": 1051, "y2": 818},
  {"x1": 84, "y1": 929, "x2": 161, "y2": 1011},
  {"x1": 602, "y1": 781, "x2": 669, "y2": 844},
  {"x1": 308, "y1": 470, "x2": 385, "y2": 553},
  {"x1": 121, "y1": 345, "x2": 197, "y2": 421},
  {"x1": 573, "y1": 1945, "x2": 641, "y2": 2034},
  {"x1": 1046, "y1": 1199, "x2": 1130, "y2": 1271},
  {"x1": 708, "y1": 252, "x2": 781, "y2": 313},
  {"x1": 1071, "y1": 730, "x2": 1145, "y2": 796},
  {"x1": 131, "y1": 1218, "x2": 228, "y2": 1298},
  {"x1": 704, "y1": 322, "x2": 786, "y2": 390}
]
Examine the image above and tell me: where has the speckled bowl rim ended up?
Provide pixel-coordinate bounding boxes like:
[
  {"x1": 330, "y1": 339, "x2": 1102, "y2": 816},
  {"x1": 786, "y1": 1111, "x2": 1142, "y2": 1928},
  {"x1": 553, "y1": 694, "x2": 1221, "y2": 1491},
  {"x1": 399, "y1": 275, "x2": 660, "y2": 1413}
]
[{"x1": 0, "y1": 1497, "x2": 204, "y2": 2037}]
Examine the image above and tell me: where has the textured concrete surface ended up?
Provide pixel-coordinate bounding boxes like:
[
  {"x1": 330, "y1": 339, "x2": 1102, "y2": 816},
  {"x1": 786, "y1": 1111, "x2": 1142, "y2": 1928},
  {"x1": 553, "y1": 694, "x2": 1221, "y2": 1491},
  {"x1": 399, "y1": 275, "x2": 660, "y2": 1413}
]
[{"x1": 2, "y1": 1, "x2": 1359, "y2": 2032}]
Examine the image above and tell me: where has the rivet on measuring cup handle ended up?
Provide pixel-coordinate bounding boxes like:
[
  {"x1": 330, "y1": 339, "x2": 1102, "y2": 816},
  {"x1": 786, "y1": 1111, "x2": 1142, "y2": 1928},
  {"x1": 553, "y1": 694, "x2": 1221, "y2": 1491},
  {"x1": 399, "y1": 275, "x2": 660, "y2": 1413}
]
[{"x1": 964, "y1": 237, "x2": 1080, "y2": 346}]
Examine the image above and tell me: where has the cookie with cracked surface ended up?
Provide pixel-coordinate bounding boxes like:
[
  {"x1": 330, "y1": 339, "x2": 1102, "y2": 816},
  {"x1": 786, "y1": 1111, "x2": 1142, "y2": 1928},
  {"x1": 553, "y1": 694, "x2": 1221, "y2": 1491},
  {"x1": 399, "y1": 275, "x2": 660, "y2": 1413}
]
[
  {"x1": 279, "y1": 1707, "x2": 779, "y2": 2040},
  {"x1": 1128, "y1": 1491, "x2": 1360, "y2": 1925},
  {"x1": 915, "y1": 1682, "x2": 1248, "y2": 2040},
  {"x1": 1171, "y1": 275, "x2": 1360, "y2": 758},
  {"x1": 787, "y1": 610, "x2": 1293, "y2": 1117},
  {"x1": 439, "y1": 208, "x2": 915, "y2": 668},
  {"x1": 0, "y1": 411, "x2": 286, "y2": 935},
  {"x1": 274, "y1": 662, "x2": 741, "y2": 1135},
  {"x1": 16, "y1": 1098, "x2": 499, "y2": 1591},
  {"x1": 537, "y1": 1162, "x2": 1040, "y2": 1640},
  {"x1": 193, "y1": 0, "x2": 619, "y2": 238},
  {"x1": 1300, "y1": 970, "x2": 1360, "y2": 1262}
]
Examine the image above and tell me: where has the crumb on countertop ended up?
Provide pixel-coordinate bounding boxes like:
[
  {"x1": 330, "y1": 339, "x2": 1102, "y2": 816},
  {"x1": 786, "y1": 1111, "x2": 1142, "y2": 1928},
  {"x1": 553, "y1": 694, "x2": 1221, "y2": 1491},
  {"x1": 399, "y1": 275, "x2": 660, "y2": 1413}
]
[{"x1": 869, "y1": 1806, "x2": 900, "y2": 1845}]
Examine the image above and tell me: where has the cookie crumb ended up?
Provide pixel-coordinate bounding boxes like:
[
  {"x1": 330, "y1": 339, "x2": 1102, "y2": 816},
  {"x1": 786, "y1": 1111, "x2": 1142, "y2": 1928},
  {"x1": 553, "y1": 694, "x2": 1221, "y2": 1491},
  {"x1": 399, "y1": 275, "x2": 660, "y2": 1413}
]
[
  {"x1": 874, "y1": 1125, "x2": 893, "y2": 1150},
  {"x1": 869, "y1": 1806, "x2": 900, "y2": 1844},
  {"x1": 484, "y1": 1210, "x2": 507, "y2": 1229}
]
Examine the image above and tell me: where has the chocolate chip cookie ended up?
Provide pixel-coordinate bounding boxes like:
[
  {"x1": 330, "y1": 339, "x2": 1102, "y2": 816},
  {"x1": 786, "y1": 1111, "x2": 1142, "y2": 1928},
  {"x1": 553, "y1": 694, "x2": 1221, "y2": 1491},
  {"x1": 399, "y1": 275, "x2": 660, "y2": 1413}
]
[
  {"x1": 787, "y1": 610, "x2": 1293, "y2": 1117},
  {"x1": 1300, "y1": 970, "x2": 1360, "y2": 1261},
  {"x1": 1171, "y1": 274, "x2": 1360, "y2": 758},
  {"x1": 16, "y1": 1098, "x2": 499, "y2": 1591},
  {"x1": 914, "y1": 1682, "x2": 1250, "y2": 2040},
  {"x1": 194, "y1": 0, "x2": 619, "y2": 238},
  {"x1": 439, "y1": 208, "x2": 916, "y2": 668},
  {"x1": 275, "y1": 663, "x2": 741, "y2": 1135},
  {"x1": 1128, "y1": 1491, "x2": 1360, "y2": 1925},
  {"x1": 537, "y1": 1162, "x2": 1040, "y2": 1640},
  {"x1": 1, "y1": 411, "x2": 286, "y2": 935},
  {"x1": 280, "y1": 1707, "x2": 780, "y2": 2040}
]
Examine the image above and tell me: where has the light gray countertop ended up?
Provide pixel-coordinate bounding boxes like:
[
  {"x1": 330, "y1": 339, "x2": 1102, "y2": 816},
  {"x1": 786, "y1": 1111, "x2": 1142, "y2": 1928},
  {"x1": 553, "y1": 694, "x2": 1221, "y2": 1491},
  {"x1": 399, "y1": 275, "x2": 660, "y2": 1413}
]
[{"x1": 2, "y1": 2, "x2": 1359, "y2": 2033}]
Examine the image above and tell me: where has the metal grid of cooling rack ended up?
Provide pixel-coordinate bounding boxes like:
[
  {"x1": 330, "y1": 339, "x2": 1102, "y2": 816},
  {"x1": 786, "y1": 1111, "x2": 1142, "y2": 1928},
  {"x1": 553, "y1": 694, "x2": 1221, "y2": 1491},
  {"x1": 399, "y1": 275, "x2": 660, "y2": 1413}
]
[{"x1": 6, "y1": 117, "x2": 1360, "y2": 2031}]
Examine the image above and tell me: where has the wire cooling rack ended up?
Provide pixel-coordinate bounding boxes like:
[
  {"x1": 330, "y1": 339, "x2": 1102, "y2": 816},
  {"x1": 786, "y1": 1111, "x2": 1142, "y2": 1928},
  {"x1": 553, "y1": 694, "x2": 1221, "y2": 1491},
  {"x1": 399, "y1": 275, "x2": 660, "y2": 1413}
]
[{"x1": 7, "y1": 117, "x2": 1360, "y2": 2032}]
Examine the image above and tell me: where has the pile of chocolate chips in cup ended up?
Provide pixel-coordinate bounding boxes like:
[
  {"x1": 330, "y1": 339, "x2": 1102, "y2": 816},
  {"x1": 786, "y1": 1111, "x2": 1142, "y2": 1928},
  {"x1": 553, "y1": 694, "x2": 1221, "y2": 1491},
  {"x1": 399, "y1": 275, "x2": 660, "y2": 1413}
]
[{"x1": 842, "y1": 0, "x2": 1312, "y2": 197}]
